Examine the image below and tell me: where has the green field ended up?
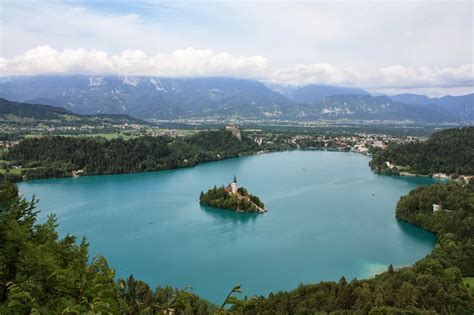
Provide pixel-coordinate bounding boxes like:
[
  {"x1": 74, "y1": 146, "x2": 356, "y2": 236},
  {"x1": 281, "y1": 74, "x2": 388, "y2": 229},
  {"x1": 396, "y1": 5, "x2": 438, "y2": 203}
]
[
  {"x1": 0, "y1": 167, "x2": 23, "y2": 175},
  {"x1": 0, "y1": 159, "x2": 35, "y2": 176}
]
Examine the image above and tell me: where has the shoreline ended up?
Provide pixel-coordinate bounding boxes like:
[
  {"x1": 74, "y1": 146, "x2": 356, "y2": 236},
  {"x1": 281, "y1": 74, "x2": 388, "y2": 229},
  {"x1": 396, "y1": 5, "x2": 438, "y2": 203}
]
[
  {"x1": 0, "y1": 148, "x2": 328, "y2": 182},
  {"x1": 375, "y1": 168, "x2": 470, "y2": 181},
  {"x1": 14, "y1": 147, "x2": 456, "y2": 183},
  {"x1": 14, "y1": 149, "x2": 449, "y2": 306}
]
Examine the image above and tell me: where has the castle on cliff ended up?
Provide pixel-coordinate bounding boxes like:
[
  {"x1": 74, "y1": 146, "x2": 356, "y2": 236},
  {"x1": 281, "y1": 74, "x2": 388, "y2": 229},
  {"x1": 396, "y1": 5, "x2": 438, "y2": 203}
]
[{"x1": 225, "y1": 124, "x2": 241, "y2": 141}]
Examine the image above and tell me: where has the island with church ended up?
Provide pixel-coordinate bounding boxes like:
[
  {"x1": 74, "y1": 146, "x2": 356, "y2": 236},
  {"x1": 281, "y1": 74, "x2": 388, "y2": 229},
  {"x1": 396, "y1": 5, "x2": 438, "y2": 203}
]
[{"x1": 199, "y1": 175, "x2": 267, "y2": 213}]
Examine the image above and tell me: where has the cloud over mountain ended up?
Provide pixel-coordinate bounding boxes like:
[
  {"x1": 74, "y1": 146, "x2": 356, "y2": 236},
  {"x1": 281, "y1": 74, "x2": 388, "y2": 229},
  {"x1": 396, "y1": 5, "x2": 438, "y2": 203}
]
[
  {"x1": 1, "y1": 46, "x2": 472, "y2": 95},
  {"x1": 0, "y1": 46, "x2": 270, "y2": 78},
  {"x1": 1, "y1": 1, "x2": 472, "y2": 96}
]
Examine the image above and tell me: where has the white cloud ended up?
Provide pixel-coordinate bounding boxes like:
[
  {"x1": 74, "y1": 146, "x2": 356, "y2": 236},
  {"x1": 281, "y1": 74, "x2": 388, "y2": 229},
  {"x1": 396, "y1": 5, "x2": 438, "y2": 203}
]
[
  {"x1": 2, "y1": 1, "x2": 472, "y2": 68},
  {"x1": 223, "y1": 1, "x2": 473, "y2": 68},
  {"x1": 0, "y1": 46, "x2": 271, "y2": 78},
  {"x1": 1, "y1": 46, "x2": 472, "y2": 96},
  {"x1": 272, "y1": 63, "x2": 359, "y2": 86},
  {"x1": 0, "y1": 1, "x2": 472, "y2": 95},
  {"x1": 374, "y1": 64, "x2": 474, "y2": 88}
]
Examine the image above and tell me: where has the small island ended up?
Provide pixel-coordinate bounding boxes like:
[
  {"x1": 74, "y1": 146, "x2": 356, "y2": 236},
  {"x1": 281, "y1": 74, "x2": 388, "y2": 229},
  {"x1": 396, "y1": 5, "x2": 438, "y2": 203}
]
[{"x1": 200, "y1": 175, "x2": 267, "y2": 213}]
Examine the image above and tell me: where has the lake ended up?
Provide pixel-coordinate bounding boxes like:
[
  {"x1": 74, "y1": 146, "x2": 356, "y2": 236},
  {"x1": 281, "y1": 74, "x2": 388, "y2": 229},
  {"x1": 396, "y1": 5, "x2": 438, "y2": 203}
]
[{"x1": 18, "y1": 151, "x2": 438, "y2": 303}]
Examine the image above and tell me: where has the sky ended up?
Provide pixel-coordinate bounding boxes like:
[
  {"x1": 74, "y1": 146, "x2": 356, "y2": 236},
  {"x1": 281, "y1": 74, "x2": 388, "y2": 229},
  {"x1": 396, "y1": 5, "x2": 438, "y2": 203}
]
[{"x1": 0, "y1": 0, "x2": 473, "y2": 96}]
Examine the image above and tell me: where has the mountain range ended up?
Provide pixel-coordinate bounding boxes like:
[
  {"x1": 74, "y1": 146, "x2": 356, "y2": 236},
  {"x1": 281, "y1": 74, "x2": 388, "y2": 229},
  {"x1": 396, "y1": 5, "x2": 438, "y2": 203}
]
[
  {"x1": 389, "y1": 93, "x2": 474, "y2": 122},
  {"x1": 0, "y1": 75, "x2": 472, "y2": 123}
]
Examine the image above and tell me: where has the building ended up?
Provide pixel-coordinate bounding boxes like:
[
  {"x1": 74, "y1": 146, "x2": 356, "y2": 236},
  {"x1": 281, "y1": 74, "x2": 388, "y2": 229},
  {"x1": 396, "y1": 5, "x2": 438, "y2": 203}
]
[
  {"x1": 458, "y1": 175, "x2": 473, "y2": 183},
  {"x1": 231, "y1": 175, "x2": 238, "y2": 194},
  {"x1": 72, "y1": 169, "x2": 84, "y2": 177},
  {"x1": 224, "y1": 175, "x2": 239, "y2": 194}
]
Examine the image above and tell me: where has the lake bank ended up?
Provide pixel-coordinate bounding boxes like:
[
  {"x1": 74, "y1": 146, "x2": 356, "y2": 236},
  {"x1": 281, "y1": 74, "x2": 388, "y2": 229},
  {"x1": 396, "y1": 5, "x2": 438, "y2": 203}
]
[{"x1": 18, "y1": 151, "x2": 439, "y2": 303}]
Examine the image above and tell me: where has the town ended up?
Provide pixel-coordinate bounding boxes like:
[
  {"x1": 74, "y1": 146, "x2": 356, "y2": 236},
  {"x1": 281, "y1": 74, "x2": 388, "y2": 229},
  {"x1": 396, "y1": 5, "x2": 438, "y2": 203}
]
[{"x1": 247, "y1": 129, "x2": 426, "y2": 155}]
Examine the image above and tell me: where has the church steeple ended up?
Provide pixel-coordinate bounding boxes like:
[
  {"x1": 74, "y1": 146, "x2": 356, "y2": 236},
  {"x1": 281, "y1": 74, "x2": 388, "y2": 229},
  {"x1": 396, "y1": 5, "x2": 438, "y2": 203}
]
[{"x1": 231, "y1": 175, "x2": 238, "y2": 194}]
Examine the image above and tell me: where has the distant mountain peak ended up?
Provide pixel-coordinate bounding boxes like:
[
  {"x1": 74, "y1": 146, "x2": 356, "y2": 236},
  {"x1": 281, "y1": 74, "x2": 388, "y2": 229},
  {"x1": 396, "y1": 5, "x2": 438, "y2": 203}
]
[
  {"x1": 291, "y1": 84, "x2": 370, "y2": 104},
  {"x1": 149, "y1": 78, "x2": 167, "y2": 92},
  {"x1": 89, "y1": 76, "x2": 105, "y2": 87},
  {"x1": 122, "y1": 76, "x2": 139, "y2": 87},
  {"x1": 390, "y1": 93, "x2": 474, "y2": 121}
]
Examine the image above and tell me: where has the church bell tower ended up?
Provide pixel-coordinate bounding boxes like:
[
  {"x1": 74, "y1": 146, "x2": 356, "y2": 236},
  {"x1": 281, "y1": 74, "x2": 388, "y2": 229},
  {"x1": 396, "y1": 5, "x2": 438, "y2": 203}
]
[{"x1": 231, "y1": 175, "x2": 238, "y2": 194}]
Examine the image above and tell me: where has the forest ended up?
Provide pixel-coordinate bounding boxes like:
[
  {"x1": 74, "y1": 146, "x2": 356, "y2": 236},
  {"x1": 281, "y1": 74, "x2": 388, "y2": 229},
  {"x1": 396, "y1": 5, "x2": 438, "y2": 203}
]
[
  {"x1": 370, "y1": 127, "x2": 474, "y2": 176},
  {"x1": 2, "y1": 129, "x2": 258, "y2": 181},
  {"x1": 200, "y1": 186, "x2": 265, "y2": 212}
]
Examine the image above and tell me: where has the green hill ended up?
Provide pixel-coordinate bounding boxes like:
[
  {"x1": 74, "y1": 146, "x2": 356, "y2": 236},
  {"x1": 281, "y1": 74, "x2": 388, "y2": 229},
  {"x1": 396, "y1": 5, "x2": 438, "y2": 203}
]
[
  {"x1": 4, "y1": 128, "x2": 258, "y2": 180},
  {"x1": 0, "y1": 97, "x2": 148, "y2": 126},
  {"x1": 370, "y1": 127, "x2": 474, "y2": 175}
]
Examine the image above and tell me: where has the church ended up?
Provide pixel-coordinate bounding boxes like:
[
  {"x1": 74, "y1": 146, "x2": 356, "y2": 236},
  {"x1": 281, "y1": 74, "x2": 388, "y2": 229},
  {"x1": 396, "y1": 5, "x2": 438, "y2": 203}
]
[{"x1": 224, "y1": 175, "x2": 238, "y2": 195}]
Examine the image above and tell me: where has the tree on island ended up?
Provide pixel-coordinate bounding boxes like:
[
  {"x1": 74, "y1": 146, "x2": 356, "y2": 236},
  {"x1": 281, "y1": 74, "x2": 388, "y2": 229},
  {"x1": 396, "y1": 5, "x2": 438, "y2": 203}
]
[{"x1": 200, "y1": 177, "x2": 266, "y2": 213}]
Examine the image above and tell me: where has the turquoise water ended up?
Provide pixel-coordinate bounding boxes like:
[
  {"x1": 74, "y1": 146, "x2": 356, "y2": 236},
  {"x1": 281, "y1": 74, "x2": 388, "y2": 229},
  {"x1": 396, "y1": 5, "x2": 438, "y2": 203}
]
[{"x1": 18, "y1": 151, "x2": 438, "y2": 303}]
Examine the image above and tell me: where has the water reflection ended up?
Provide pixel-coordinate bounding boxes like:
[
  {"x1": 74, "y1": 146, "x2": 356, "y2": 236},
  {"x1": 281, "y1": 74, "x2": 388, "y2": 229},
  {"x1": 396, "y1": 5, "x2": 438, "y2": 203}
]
[
  {"x1": 396, "y1": 219, "x2": 436, "y2": 244},
  {"x1": 375, "y1": 173, "x2": 446, "y2": 186},
  {"x1": 199, "y1": 204, "x2": 260, "y2": 224}
]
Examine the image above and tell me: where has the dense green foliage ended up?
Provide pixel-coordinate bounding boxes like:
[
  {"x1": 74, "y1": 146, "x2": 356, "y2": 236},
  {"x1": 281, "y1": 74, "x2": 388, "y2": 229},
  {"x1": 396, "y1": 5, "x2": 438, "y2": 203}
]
[
  {"x1": 240, "y1": 181, "x2": 474, "y2": 314},
  {"x1": 200, "y1": 186, "x2": 265, "y2": 212},
  {"x1": 396, "y1": 182, "x2": 474, "y2": 276},
  {"x1": 0, "y1": 172, "x2": 23, "y2": 183},
  {"x1": 5, "y1": 129, "x2": 258, "y2": 180},
  {"x1": 0, "y1": 180, "x2": 216, "y2": 314},
  {"x1": 370, "y1": 127, "x2": 474, "y2": 175}
]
